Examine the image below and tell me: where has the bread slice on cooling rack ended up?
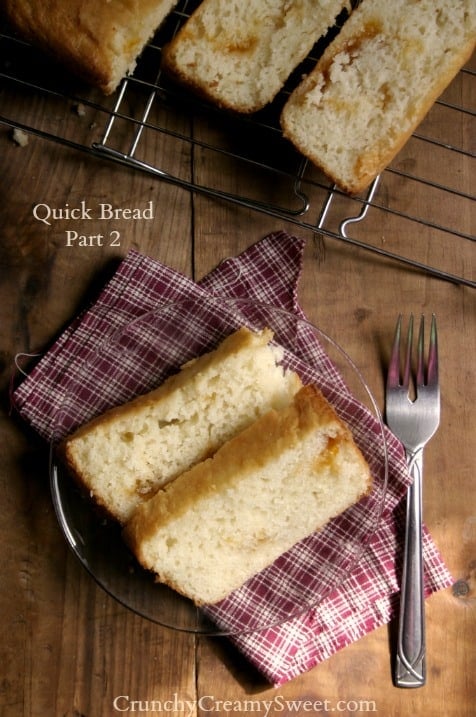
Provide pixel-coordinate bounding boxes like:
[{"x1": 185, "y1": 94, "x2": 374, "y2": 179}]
[
  {"x1": 59, "y1": 327, "x2": 302, "y2": 524},
  {"x1": 281, "y1": 0, "x2": 476, "y2": 194},
  {"x1": 123, "y1": 384, "x2": 373, "y2": 605},
  {"x1": 1, "y1": 0, "x2": 181, "y2": 93},
  {"x1": 161, "y1": 0, "x2": 351, "y2": 113}
]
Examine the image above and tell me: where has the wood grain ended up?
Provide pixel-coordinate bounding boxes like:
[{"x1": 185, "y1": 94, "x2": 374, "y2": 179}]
[{"x1": 1, "y1": 51, "x2": 474, "y2": 717}]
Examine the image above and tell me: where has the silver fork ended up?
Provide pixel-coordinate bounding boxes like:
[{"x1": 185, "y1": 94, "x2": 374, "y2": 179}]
[{"x1": 386, "y1": 314, "x2": 440, "y2": 688}]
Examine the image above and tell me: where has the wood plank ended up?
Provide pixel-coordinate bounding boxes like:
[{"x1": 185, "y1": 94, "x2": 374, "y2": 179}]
[{"x1": 0, "y1": 130, "x2": 198, "y2": 716}]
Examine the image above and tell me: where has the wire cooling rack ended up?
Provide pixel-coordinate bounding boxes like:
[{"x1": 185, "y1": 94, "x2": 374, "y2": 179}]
[{"x1": 0, "y1": 1, "x2": 474, "y2": 287}]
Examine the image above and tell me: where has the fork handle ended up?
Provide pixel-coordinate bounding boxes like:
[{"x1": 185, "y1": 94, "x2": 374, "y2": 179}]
[{"x1": 395, "y1": 449, "x2": 426, "y2": 688}]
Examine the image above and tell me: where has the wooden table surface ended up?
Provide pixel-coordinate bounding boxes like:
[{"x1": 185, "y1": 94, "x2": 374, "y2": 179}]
[{"x1": 0, "y1": 35, "x2": 475, "y2": 717}]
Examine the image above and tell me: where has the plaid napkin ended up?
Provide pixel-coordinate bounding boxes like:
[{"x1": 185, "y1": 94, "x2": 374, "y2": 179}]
[{"x1": 11, "y1": 231, "x2": 453, "y2": 685}]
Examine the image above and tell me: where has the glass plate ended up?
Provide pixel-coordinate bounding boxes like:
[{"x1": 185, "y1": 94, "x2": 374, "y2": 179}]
[{"x1": 49, "y1": 296, "x2": 388, "y2": 635}]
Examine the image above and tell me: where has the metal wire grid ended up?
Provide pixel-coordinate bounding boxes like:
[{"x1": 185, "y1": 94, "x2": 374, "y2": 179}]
[{"x1": 0, "y1": 1, "x2": 474, "y2": 287}]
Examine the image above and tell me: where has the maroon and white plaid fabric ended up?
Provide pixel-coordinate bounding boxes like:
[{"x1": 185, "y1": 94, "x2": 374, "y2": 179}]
[{"x1": 11, "y1": 231, "x2": 453, "y2": 685}]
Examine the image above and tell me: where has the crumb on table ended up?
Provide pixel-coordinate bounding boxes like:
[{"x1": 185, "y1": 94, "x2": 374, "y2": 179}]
[{"x1": 11, "y1": 128, "x2": 29, "y2": 147}]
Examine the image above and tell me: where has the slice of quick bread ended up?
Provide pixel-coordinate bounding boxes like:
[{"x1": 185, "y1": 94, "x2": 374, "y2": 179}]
[
  {"x1": 60, "y1": 327, "x2": 302, "y2": 523},
  {"x1": 161, "y1": 0, "x2": 351, "y2": 113},
  {"x1": 1, "y1": 0, "x2": 180, "y2": 93},
  {"x1": 281, "y1": 0, "x2": 476, "y2": 193},
  {"x1": 123, "y1": 384, "x2": 373, "y2": 605}
]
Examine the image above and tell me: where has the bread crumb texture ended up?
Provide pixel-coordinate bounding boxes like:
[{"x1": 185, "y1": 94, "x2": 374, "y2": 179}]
[
  {"x1": 162, "y1": 0, "x2": 350, "y2": 112},
  {"x1": 60, "y1": 327, "x2": 301, "y2": 523},
  {"x1": 281, "y1": 0, "x2": 476, "y2": 193},
  {"x1": 11, "y1": 128, "x2": 29, "y2": 146},
  {"x1": 123, "y1": 384, "x2": 372, "y2": 605}
]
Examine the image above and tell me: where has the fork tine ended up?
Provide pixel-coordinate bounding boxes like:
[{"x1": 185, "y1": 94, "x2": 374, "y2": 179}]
[
  {"x1": 387, "y1": 314, "x2": 403, "y2": 387},
  {"x1": 416, "y1": 314, "x2": 439, "y2": 387},
  {"x1": 416, "y1": 315, "x2": 425, "y2": 387},
  {"x1": 403, "y1": 314, "x2": 414, "y2": 390},
  {"x1": 427, "y1": 314, "x2": 439, "y2": 386}
]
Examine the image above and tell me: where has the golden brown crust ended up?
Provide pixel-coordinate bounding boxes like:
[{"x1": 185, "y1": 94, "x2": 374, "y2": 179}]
[{"x1": 1, "y1": 0, "x2": 179, "y2": 93}]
